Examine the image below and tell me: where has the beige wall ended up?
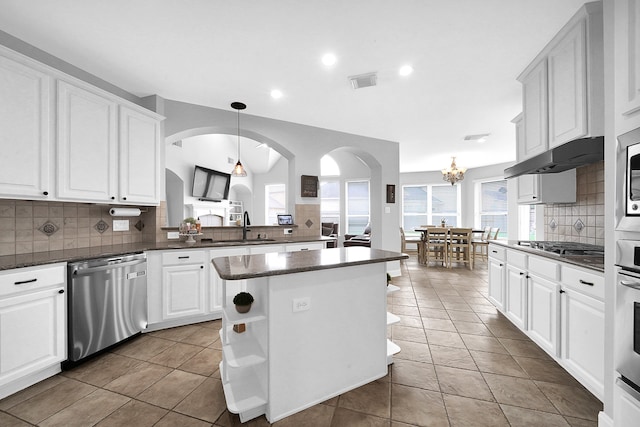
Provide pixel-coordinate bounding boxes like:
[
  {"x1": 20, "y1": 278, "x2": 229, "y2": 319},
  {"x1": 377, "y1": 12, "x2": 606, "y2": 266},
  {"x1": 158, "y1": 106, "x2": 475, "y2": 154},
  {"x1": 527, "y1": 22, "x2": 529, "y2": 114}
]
[{"x1": 543, "y1": 161, "x2": 605, "y2": 245}]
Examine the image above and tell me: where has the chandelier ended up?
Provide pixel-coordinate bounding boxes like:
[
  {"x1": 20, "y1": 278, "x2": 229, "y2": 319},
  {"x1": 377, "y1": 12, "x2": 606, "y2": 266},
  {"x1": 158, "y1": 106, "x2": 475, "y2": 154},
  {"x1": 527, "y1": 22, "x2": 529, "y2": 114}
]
[
  {"x1": 442, "y1": 157, "x2": 466, "y2": 185},
  {"x1": 231, "y1": 102, "x2": 247, "y2": 177}
]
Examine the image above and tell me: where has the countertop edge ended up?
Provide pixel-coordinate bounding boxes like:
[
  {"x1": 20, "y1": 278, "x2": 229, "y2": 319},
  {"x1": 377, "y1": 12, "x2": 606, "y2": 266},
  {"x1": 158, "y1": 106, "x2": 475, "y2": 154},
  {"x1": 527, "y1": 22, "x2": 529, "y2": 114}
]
[
  {"x1": 489, "y1": 240, "x2": 604, "y2": 273},
  {"x1": 212, "y1": 248, "x2": 408, "y2": 280}
]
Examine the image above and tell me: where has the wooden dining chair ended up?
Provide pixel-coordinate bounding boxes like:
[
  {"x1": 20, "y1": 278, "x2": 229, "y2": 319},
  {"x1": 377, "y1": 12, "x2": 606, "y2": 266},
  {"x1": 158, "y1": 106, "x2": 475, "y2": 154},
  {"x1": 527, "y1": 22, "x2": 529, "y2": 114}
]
[
  {"x1": 400, "y1": 227, "x2": 422, "y2": 256},
  {"x1": 446, "y1": 228, "x2": 473, "y2": 269},
  {"x1": 423, "y1": 227, "x2": 449, "y2": 267},
  {"x1": 471, "y1": 226, "x2": 491, "y2": 263},
  {"x1": 489, "y1": 227, "x2": 500, "y2": 240}
]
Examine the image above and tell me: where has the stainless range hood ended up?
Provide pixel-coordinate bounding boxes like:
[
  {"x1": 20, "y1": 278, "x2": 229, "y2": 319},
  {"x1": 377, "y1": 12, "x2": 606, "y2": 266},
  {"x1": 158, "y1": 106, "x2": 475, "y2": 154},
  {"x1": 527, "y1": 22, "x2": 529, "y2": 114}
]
[{"x1": 504, "y1": 136, "x2": 604, "y2": 179}]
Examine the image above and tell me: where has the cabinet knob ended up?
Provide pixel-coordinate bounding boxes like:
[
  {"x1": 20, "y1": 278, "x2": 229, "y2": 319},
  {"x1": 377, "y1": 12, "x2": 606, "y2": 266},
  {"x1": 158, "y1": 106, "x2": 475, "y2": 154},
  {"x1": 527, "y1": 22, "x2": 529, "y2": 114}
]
[
  {"x1": 122, "y1": 197, "x2": 127, "y2": 201},
  {"x1": 532, "y1": 196, "x2": 537, "y2": 199},
  {"x1": 58, "y1": 289, "x2": 65, "y2": 294},
  {"x1": 559, "y1": 289, "x2": 565, "y2": 294},
  {"x1": 43, "y1": 191, "x2": 48, "y2": 196},
  {"x1": 519, "y1": 272, "x2": 524, "y2": 275},
  {"x1": 200, "y1": 265, "x2": 204, "y2": 269},
  {"x1": 111, "y1": 196, "x2": 115, "y2": 200}
]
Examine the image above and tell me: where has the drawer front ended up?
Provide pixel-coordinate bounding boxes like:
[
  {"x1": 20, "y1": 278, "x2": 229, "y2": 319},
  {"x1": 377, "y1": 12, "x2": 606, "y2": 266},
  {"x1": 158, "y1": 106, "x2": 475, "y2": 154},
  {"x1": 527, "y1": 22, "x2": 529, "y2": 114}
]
[
  {"x1": 528, "y1": 255, "x2": 560, "y2": 281},
  {"x1": 506, "y1": 250, "x2": 527, "y2": 269},
  {"x1": 285, "y1": 242, "x2": 324, "y2": 252},
  {"x1": 0, "y1": 263, "x2": 66, "y2": 297},
  {"x1": 488, "y1": 244, "x2": 506, "y2": 261},
  {"x1": 561, "y1": 264, "x2": 604, "y2": 300},
  {"x1": 162, "y1": 250, "x2": 205, "y2": 265}
]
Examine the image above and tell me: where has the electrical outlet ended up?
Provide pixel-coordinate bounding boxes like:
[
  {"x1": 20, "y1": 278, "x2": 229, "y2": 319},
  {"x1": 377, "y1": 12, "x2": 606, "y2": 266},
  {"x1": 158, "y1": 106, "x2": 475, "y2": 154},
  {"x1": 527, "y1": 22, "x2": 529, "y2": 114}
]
[
  {"x1": 284, "y1": 228, "x2": 293, "y2": 235},
  {"x1": 167, "y1": 231, "x2": 180, "y2": 239},
  {"x1": 113, "y1": 220, "x2": 129, "y2": 231},
  {"x1": 292, "y1": 297, "x2": 310, "y2": 312}
]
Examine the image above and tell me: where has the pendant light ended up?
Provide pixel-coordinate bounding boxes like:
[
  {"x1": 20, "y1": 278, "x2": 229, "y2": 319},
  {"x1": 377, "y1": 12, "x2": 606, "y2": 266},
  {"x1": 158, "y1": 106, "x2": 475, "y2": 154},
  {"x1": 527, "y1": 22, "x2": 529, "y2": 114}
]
[{"x1": 231, "y1": 101, "x2": 247, "y2": 177}]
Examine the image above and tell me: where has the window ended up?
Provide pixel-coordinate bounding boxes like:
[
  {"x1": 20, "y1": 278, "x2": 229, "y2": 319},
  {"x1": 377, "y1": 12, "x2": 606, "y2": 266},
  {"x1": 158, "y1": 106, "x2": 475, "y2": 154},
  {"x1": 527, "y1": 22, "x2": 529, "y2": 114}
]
[
  {"x1": 402, "y1": 184, "x2": 460, "y2": 233},
  {"x1": 320, "y1": 180, "x2": 340, "y2": 226},
  {"x1": 476, "y1": 179, "x2": 508, "y2": 238},
  {"x1": 346, "y1": 180, "x2": 370, "y2": 234},
  {"x1": 265, "y1": 184, "x2": 286, "y2": 225}
]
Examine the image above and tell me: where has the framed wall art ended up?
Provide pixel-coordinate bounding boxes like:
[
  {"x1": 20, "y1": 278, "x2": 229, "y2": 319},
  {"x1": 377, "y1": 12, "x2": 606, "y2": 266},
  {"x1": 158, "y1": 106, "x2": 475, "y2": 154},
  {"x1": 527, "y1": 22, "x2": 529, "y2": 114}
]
[
  {"x1": 386, "y1": 184, "x2": 395, "y2": 203},
  {"x1": 301, "y1": 175, "x2": 318, "y2": 197}
]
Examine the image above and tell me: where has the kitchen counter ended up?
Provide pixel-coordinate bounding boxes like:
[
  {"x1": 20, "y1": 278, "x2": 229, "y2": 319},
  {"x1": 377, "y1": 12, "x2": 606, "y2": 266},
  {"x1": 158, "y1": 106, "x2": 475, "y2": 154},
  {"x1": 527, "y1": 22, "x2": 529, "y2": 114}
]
[
  {"x1": 490, "y1": 240, "x2": 604, "y2": 272},
  {"x1": 212, "y1": 247, "x2": 408, "y2": 280},
  {"x1": 0, "y1": 236, "x2": 336, "y2": 271}
]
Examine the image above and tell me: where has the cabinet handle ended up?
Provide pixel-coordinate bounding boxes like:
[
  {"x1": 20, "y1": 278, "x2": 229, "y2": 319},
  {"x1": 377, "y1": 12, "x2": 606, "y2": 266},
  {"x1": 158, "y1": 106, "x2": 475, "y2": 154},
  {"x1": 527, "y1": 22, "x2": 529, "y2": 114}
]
[
  {"x1": 43, "y1": 191, "x2": 48, "y2": 196},
  {"x1": 492, "y1": 250, "x2": 498, "y2": 253},
  {"x1": 519, "y1": 272, "x2": 524, "y2": 275},
  {"x1": 178, "y1": 256, "x2": 190, "y2": 259},
  {"x1": 579, "y1": 279, "x2": 594, "y2": 287},
  {"x1": 532, "y1": 196, "x2": 537, "y2": 199},
  {"x1": 14, "y1": 278, "x2": 37, "y2": 285},
  {"x1": 559, "y1": 289, "x2": 565, "y2": 294},
  {"x1": 58, "y1": 289, "x2": 65, "y2": 294}
]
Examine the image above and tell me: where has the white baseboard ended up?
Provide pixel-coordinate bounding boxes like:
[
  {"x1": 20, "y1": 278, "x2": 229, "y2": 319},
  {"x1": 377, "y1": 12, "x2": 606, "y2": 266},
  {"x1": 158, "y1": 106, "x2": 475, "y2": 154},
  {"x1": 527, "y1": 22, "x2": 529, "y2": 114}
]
[{"x1": 598, "y1": 410, "x2": 613, "y2": 427}]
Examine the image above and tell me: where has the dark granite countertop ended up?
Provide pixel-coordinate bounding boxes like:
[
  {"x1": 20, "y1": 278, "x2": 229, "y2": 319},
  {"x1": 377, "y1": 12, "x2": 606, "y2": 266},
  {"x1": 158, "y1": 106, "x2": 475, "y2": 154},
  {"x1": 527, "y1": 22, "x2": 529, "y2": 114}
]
[
  {"x1": 0, "y1": 236, "x2": 336, "y2": 271},
  {"x1": 212, "y1": 247, "x2": 409, "y2": 280},
  {"x1": 489, "y1": 240, "x2": 604, "y2": 273}
]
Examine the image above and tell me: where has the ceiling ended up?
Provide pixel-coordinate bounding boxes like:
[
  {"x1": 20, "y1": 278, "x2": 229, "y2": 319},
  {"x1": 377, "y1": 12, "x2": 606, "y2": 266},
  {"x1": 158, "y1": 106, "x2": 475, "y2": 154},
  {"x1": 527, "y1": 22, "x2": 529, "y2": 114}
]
[{"x1": 0, "y1": 0, "x2": 588, "y2": 173}]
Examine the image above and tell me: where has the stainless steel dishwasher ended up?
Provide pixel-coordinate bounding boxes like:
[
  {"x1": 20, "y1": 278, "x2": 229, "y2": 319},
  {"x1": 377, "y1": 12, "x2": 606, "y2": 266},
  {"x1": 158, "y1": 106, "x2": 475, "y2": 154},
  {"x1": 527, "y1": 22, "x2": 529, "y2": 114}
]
[{"x1": 66, "y1": 252, "x2": 147, "y2": 366}]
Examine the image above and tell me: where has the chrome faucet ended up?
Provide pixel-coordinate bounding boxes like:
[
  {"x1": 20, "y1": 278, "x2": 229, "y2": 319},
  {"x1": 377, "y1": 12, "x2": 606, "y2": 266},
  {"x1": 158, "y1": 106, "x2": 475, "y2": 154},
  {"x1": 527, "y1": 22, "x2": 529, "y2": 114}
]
[{"x1": 242, "y1": 211, "x2": 251, "y2": 240}]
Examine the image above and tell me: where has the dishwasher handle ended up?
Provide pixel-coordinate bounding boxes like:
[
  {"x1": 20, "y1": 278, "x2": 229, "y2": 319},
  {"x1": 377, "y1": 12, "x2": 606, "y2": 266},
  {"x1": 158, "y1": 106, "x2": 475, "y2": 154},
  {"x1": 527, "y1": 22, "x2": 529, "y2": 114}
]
[{"x1": 70, "y1": 259, "x2": 147, "y2": 276}]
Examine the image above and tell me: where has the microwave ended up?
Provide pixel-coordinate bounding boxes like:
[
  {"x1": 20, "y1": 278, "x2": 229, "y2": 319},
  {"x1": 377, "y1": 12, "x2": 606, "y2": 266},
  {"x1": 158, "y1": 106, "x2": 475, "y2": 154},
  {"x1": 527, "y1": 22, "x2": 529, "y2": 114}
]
[{"x1": 618, "y1": 127, "x2": 640, "y2": 230}]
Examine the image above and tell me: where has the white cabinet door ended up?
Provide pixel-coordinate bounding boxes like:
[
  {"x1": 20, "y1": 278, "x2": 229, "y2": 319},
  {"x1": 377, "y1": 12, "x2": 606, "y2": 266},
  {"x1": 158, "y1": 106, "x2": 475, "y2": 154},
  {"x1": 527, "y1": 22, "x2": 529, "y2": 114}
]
[
  {"x1": 520, "y1": 59, "x2": 548, "y2": 160},
  {"x1": 119, "y1": 106, "x2": 160, "y2": 205},
  {"x1": 57, "y1": 80, "x2": 117, "y2": 202},
  {"x1": 505, "y1": 264, "x2": 527, "y2": 330},
  {"x1": 561, "y1": 287, "x2": 604, "y2": 400},
  {"x1": 209, "y1": 247, "x2": 247, "y2": 313},
  {"x1": 615, "y1": 0, "x2": 640, "y2": 133},
  {"x1": 527, "y1": 274, "x2": 560, "y2": 357},
  {"x1": 517, "y1": 175, "x2": 538, "y2": 204},
  {"x1": 548, "y1": 19, "x2": 587, "y2": 147},
  {"x1": 0, "y1": 53, "x2": 51, "y2": 199},
  {"x1": 162, "y1": 264, "x2": 206, "y2": 320},
  {"x1": 517, "y1": 170, "x2": 576, "y2": 205},
  {"x1": 0, "y1": 287, "x2": 65, "y2": 387},
  {"x1": 488, "y1": 258, "x2": 505, "y2": 311}
]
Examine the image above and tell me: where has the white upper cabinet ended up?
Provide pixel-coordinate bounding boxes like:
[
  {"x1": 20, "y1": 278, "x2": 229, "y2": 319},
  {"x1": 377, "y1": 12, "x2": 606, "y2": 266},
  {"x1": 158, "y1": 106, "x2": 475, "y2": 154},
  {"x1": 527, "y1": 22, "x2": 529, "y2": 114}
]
[
  {"x1": 517, "y1": 2, "x2": 603, "y2": 159},
  {"x1": 520, "y1": 60, "x2": 548, "y2": 160},
  {"x1": 517, "y1": 170, "x2": 577, "y2": 205},
  {"x1": 57, "y1": 80, "x2": 118, "y2": 202},
  {"x1": 119, "y1": 106, "x2": 161, "y2": 204},
  {"x1": 0, "y1": 50, "x2": 52, "y2": 199},
  {"x1": 547, "y1": 19, "x2": 587, "y2": 147},
  {"x1": 615, "y1": 0, "x2": 640, "y2": 133},
  {"x1": 0, "y1": 46, "x2": 163, "y2": 205}
]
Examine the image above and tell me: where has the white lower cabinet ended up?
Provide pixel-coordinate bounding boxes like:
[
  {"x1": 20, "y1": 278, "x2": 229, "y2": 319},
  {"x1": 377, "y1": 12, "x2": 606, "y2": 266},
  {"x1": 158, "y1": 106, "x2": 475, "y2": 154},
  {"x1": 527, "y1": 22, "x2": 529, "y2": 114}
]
[
  {"x1": 561, "y1": 286, "x2": 605, "y2": 400},
  {"x1": 488, "y1": 245, "x2": 506, "y2": 310},
  {"x1": 505, "y1": 263, "x2": 528, "y2": 330},
  {"x1": 527, "y1": 273, "x2": 560, "y2": 357},
  {"x1": 284, "y1": 242, "x2": 324, "y2": 252},
  {"x1": 162, "y1": 264, "x2": 206, "y2": 320},
  {"x1": 487, "y1": 245, "x2": 604, "y2": 400},
  {"x1": 0, "y1": 263, "x2": 66, "y2": 399}
]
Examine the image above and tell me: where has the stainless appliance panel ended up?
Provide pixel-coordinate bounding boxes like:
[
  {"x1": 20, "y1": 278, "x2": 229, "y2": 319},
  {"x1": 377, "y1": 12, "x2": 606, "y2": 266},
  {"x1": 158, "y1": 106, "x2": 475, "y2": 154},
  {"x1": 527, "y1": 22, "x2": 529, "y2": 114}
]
[
  {"x1": 68, "y1": 253, "x2": 147, "y2": 363},
  {"x1": 616, "y1": 240, "x2": 640, "y2": 390}
]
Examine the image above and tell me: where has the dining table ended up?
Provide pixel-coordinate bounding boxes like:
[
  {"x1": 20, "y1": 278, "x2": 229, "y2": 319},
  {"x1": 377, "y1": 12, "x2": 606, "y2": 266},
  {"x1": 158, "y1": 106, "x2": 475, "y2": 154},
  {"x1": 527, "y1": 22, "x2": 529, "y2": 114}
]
[{"x1": 413, "y1": 226, "x2": 485, "y2": 267}]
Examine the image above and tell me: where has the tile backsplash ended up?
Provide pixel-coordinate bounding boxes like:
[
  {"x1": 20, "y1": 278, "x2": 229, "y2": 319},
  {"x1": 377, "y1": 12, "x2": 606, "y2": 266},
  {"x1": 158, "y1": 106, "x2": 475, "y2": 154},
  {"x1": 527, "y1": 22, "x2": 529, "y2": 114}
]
[
  {"x1": 543, "y1": 161, "x2": 604, "y2": 246},
  {"x1": 0, "y1": 200, "x2": 156, "y2": 256}
]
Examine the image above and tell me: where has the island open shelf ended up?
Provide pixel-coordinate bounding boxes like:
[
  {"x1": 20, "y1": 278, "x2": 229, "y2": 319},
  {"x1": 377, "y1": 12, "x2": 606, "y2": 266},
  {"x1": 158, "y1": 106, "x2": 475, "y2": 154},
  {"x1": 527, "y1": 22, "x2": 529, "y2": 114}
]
[{"x1": 212, "y1": 247, "x2": 407, "y2": 423}]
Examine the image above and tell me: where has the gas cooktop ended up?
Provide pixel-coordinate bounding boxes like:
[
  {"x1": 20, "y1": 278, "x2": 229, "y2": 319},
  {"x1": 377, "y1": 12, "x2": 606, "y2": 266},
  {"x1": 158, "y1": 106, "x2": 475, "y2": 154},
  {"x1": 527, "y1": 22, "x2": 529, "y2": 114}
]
[{"x1": 517, "y1": 241, "x2": 605, "y2": 256}]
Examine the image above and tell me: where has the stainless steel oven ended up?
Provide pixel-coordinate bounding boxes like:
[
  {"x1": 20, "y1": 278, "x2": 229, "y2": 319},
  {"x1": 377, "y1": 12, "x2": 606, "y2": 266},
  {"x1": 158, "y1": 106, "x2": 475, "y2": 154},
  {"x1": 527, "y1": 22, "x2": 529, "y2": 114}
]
[{"x1": 615, "y1": 240, "x2": 640, "y2": 392}]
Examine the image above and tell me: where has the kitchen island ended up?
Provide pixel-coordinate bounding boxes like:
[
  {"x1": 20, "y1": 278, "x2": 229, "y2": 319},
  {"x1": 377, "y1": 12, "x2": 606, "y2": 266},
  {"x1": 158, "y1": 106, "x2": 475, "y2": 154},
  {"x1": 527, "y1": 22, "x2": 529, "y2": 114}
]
[{"x1": 211, "y1": 247, "x2": 408, "y2": 423}]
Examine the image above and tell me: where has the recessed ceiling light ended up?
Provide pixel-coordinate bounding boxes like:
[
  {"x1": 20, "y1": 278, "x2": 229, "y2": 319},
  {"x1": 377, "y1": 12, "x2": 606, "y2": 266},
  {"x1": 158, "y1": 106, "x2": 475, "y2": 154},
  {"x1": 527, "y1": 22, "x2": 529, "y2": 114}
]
[
  {"x1": 322, "y1": 53, "x2": 337, "y2": 67},
  {"x1": 271, "y1": 89, "x2": 283, "y2": 99},
  {"x1": 399, "y1": 65, "x2": 413, "y2": 76}
]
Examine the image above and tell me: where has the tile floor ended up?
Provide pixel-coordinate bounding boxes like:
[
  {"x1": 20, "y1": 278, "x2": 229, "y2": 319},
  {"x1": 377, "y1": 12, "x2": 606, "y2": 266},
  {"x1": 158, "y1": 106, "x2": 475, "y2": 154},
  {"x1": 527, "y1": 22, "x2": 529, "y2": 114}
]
[{"x1": 0, "y1": 255, "x2": 603, "y2": 426}]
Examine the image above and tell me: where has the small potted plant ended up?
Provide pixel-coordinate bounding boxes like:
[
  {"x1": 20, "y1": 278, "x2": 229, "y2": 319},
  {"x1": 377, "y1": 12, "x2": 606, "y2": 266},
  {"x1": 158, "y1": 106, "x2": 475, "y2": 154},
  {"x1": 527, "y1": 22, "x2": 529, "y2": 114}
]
[{"x1": 233, "y1": 291, "x2": 254, "y2": 313}]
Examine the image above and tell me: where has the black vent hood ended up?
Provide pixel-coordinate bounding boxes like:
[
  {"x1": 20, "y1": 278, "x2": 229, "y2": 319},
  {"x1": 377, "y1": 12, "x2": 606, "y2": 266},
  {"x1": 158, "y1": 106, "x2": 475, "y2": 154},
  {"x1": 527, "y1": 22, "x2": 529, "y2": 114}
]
[{"x1": 504, "y1": 136, "x2": 604, "y2": 179}]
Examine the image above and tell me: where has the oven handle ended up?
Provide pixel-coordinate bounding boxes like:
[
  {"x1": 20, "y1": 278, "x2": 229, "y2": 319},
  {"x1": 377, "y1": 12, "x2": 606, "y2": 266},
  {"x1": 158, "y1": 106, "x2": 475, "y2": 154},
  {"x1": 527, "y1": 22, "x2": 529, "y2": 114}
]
[{"x1": 618, "y1": 270, "x2": 640, "y2": 289}]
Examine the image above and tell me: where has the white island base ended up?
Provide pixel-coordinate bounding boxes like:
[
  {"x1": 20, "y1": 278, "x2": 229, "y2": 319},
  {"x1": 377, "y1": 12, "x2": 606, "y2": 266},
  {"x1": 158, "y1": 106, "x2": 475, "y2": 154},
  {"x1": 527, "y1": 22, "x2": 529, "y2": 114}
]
[{"x1": 213, "y1": 248, "x2": 404, "y2": 423}]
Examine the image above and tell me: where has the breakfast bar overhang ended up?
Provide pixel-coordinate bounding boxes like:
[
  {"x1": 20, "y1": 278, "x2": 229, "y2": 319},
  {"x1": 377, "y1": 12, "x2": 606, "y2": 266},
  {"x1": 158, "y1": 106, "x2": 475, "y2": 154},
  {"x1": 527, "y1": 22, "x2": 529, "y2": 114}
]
[{"x1": 211, "y1": 247, "x2": 408, "y2": 423}]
